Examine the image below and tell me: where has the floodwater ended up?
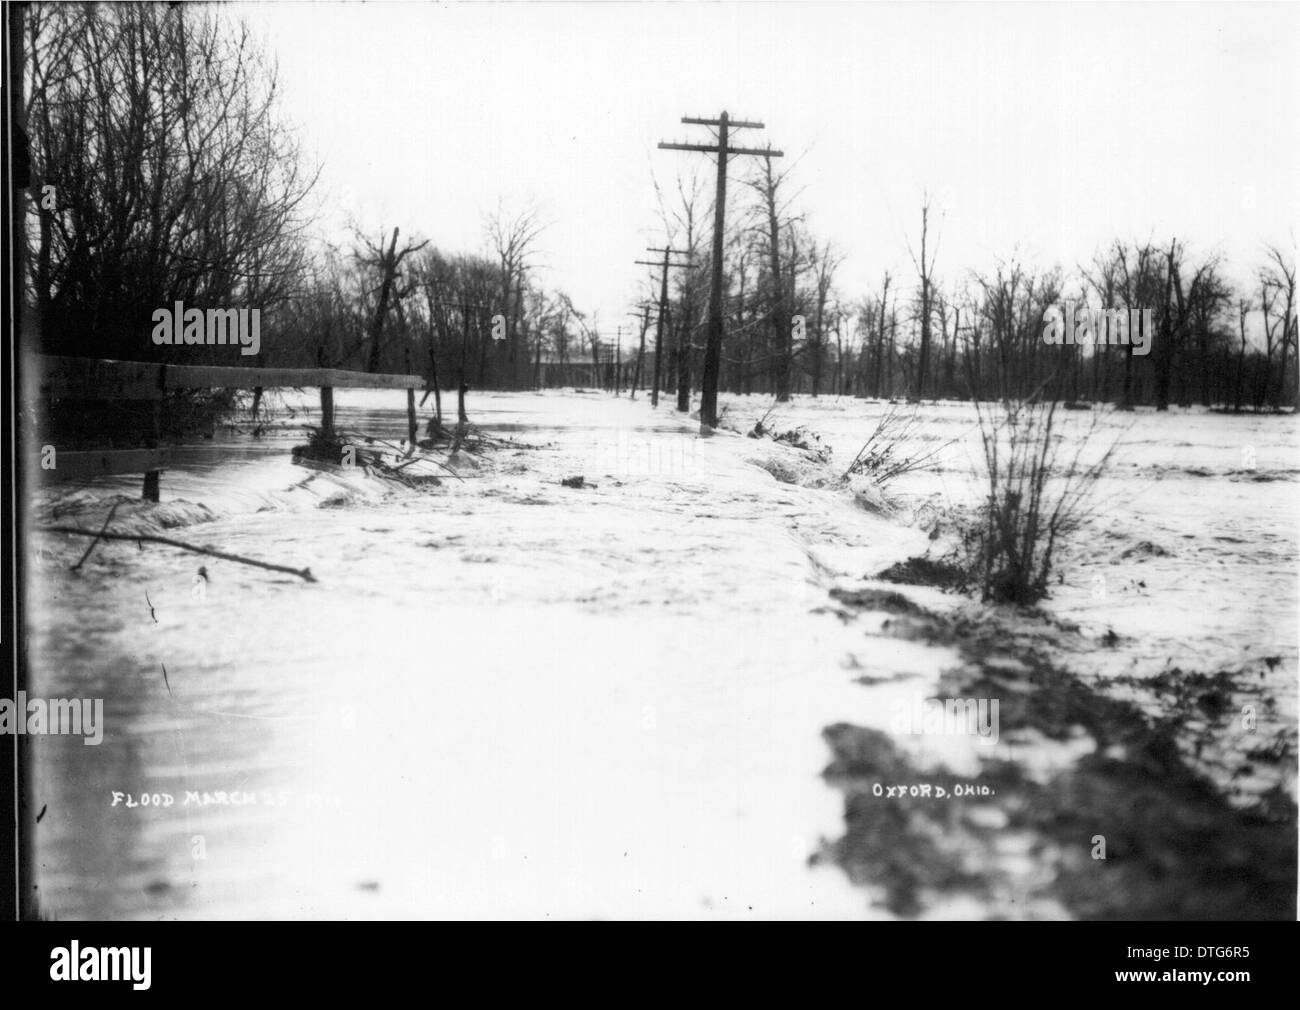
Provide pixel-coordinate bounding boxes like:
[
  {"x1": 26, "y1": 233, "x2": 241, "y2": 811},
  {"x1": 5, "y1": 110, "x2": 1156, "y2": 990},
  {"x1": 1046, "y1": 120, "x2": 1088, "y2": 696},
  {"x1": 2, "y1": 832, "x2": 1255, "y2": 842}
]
[
  {"x1": 720, "y1": 395, "x2": 1300, "y2": 809},
  {"x1": 25, "y1": 389, "x2": 1299, "y2": 919}
]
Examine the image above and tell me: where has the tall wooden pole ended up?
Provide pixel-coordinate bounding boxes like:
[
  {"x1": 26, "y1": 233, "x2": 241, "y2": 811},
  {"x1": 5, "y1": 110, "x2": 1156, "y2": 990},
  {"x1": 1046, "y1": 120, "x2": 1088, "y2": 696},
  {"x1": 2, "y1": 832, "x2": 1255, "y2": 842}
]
[
  {"x1": 628, "y1": 304, "x2": 650, "y2": 399},
  {"x1": 614, "y1": 325, "x2": 622, "y2": 395},
  {"x1": 660, "y1": 114, "x2": 781, "y2": 428},
  {"x1": 653, "y1": 259, "x2": 669, "y2": 407},
  {"x1": 637, "y1": 247, "x2": 691, "y2": 408},
  {"x1": 699, "y1": 112, "x2": 729, "y2": 429}
]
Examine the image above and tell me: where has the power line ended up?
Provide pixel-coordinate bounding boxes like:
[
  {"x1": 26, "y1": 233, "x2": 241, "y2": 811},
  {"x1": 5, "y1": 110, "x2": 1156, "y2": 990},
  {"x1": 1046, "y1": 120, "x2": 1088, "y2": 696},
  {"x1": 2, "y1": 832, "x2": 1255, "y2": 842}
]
[
  {"x1": 659, "y1": 112, "x2": 782, "y2": 428},
  {"x1": 635, "y1": 246, "x2": 692, "y2": 408}
]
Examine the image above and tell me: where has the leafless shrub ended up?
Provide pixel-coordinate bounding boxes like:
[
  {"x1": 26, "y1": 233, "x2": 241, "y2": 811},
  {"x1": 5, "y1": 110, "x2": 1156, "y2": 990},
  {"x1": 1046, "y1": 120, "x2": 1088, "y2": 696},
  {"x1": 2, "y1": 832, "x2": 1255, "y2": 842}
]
[
  {"x1": 844, "y1": 404, "x2": 955, "y2": 488},
  {"x1": 960, "y1": 393, "x2": 1119, "y2": 605}
]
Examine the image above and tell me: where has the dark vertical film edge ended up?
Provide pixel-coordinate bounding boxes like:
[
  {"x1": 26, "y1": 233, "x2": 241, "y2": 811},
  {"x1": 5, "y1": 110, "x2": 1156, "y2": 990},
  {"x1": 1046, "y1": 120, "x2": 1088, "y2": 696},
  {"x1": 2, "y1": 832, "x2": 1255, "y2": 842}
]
[{"x1": 3, "y1": 0, "x2": 35, "y2": 923}]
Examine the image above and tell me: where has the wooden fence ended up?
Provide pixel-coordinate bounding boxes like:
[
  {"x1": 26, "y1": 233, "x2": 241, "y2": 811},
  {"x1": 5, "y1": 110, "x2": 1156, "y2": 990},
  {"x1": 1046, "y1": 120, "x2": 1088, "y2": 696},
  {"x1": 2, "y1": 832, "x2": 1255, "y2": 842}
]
[{"x1": 31, "y1": 355, "x2": 427, "y2": 499}]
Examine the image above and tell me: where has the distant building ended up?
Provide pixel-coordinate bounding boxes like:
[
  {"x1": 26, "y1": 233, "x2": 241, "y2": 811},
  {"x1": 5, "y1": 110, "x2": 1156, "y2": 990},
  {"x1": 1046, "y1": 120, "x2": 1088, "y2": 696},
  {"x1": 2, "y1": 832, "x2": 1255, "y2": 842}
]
[{"x1": 534, "y1": 346, "x2": 658, "y2": 390}]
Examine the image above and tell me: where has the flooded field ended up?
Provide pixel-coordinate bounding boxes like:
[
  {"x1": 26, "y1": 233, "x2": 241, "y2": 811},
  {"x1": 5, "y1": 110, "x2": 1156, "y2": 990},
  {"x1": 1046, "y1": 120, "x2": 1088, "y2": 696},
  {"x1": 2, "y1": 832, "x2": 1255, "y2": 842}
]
[{"x1": 26, "y1": 390, "x2": 1299, "y2": 919}]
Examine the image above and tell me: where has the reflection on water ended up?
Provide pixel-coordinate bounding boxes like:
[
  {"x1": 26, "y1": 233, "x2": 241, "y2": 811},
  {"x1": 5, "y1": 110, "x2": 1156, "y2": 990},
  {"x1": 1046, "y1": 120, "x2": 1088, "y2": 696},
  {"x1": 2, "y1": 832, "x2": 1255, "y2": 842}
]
[
  {"x1": 30, "y1": 391, "x2": 886, "y2": 919},
  {"x1": 27, "y1": 391, "x2": 1299, "y2": 919}
]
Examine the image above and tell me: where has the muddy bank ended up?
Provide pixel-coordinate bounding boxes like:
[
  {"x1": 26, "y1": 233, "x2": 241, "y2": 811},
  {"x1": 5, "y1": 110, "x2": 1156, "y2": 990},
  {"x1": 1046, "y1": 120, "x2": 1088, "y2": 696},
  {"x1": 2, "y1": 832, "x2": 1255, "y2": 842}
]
[{"x1": 813, "y1": 588, "x2": 1297, "y2": 920}]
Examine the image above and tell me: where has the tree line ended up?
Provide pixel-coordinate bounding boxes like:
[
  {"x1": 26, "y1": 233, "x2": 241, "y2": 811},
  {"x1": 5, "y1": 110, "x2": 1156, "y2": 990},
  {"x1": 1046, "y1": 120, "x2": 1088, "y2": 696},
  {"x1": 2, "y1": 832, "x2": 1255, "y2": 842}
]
[
  {"x1": 638, "y1": 166, "x2": 1297, "y2": 413},
  {"x1": 20, "y1": 3, "x2": 1297, "y2": 412},
  {"x1": 20, "y1": 3, "x2": 597, "y2": 393}
]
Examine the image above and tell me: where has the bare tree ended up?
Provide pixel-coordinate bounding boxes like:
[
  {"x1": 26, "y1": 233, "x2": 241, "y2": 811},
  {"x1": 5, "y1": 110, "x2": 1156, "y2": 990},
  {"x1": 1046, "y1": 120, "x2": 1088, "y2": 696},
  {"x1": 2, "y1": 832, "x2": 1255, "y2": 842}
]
[
  {"x1": 1081, "y1": 249, "x2": 1123, "y2": 402},
  {"x1": 1155, "y1": 240, "x2": 1218, "y2": 411},
  {"x1": 357, "y1": 227, "x2": 428, "y2": 373},
  {"x1": 1235, "y1": 297, "x2": 1252, "y2": 412},
  {"x1": 486, "y1": 202, "x2": 545, "y2": 387},
  {"x1": 653, "y1": 172, "x2": 707, "y2": 411},
  {"x1": 24, "y1": 3, "x2": 317, "y2": 359},
  {"x1": 907, "y1": 196, "x2": 940, "y2": 399},
  {"x1": 1262, "y1": 245, "x2": 1297, "y2": 410},
  {"x1": 1187, "y1": 264, "x2": 1232, "y2": 406},
  {"x1": 870, "y1": 273, "x2": 893, "y2": 397},
  {"x1": 1112, "y1": 240, "x2": 1162, "y2": 409},
  {"x1": 745, "y1": 156, "x2": 799, "y2": 400},
  {"x1": 807, "y1": 241, "x2": 841, "y2": 397}
]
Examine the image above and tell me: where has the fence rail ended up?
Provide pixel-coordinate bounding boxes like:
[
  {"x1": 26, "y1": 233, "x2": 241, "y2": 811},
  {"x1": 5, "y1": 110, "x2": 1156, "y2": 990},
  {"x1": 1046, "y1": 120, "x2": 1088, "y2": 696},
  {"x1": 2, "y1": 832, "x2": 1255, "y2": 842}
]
[
  {"x1": 30, "y1": 355, "x2": 427, "y2": 496},
  {"x1": 34, "y1": 355, "x2": 424, "y2": 399}
]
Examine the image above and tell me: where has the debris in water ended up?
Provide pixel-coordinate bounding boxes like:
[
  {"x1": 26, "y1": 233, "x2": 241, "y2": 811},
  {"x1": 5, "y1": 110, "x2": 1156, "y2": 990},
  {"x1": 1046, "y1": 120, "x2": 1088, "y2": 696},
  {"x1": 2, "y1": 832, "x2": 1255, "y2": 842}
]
[{"x1": 36, "y1": 526, "x2": 318, "y2": 583}]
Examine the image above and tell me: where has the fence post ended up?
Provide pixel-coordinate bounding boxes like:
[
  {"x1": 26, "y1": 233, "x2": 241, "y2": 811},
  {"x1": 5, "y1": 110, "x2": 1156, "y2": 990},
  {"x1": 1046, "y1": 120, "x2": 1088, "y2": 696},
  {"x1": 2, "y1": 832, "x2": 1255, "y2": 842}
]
[
  {"x1": 320, "y1": 386, "x2": 335, "y2": 442},
  {"x1": 142, "y1": 370, "x2": 163, "y2": 501}
]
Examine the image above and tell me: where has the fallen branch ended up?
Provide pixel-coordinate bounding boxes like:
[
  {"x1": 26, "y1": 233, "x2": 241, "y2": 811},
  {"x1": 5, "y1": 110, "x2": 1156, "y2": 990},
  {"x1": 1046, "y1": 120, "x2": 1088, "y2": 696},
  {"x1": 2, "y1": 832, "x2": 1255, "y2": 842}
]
[
  {"x1": 748, "y1": 401, "x2": 778, "y2": 437},
  {"x1": 38, "y1": 526, "x2": 317, "y2": 583},
  {"x1": 338, "y1": 428, "x2": 465, "y2": 480},
  {"x1": 71, "y1": 501, "x2": 122, "y2": 572}
]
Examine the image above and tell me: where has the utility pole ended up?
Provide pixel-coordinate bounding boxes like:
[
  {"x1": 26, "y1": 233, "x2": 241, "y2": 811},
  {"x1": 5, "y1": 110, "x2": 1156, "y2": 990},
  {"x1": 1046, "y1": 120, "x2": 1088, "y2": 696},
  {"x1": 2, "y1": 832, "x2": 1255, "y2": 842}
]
[
  {"x1": 635, "y1": 247, "x2": 692, "y2": 408},
  {"x1": 660, "y1": 113, "x2": 781, "y2": 428},
  {"x1": 614, "y1": 325, "x2": 622, "y2": 395},
  {"x1": 627, "y1": 303, "x2": 653, "y2": 400}
]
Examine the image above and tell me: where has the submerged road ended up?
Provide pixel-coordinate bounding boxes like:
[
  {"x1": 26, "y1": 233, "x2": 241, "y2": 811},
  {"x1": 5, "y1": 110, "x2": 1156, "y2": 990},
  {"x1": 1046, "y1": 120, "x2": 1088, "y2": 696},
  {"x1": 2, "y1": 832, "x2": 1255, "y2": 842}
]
[{"x1": 29, "y1": 391, "x2": 941, "y2": 919}]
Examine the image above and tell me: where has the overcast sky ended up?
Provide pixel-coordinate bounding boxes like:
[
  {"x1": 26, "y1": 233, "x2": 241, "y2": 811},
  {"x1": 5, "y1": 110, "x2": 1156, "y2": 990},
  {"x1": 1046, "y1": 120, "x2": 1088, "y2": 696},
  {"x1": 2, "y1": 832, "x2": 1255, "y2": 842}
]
[{"x1": 236, "y1": 0, "x2": 1299, "y2": 337}]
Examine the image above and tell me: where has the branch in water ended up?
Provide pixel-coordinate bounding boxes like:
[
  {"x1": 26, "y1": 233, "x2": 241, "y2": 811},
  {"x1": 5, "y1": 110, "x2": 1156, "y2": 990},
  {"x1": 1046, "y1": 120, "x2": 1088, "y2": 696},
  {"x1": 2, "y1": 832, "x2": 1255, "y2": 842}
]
[
  {"x1": 38, "y1": 527, "x2": 317, "y2": 583},
  {"x1": 70, "y1": 501, "x2": 122, "y2": 572}
]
